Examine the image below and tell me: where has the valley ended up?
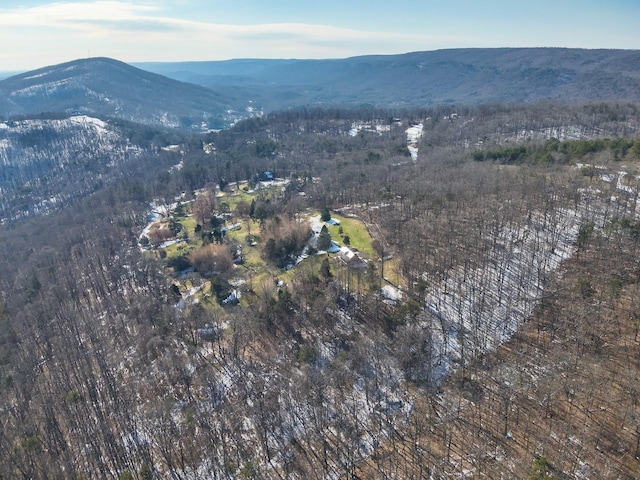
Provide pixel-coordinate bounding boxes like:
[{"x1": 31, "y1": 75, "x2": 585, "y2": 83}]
[{"x1": 0, "y1": 51, "x2": 640, "y2": 479}]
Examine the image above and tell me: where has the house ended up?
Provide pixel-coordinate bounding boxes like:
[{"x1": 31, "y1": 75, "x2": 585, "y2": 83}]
[{"x1": 338, "y1": 246, "x2": 366, "y2": 268}]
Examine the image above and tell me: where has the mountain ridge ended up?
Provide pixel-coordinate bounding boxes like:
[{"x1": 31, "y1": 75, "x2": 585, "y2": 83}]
[
  {"x1": 136, "y1": 47, "x2": 640, "y2": 109},
  {"x1": 0, "y1": 113, "x2": 185, "y2": 222},
  {"x1": 0, "y1": 57, "x2": 250, "y2": 129},
  {"x1": 2, "y1": 48, "x2": 639, "y2": 131}
]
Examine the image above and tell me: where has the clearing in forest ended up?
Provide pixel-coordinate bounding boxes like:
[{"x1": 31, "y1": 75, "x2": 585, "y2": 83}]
[{"x1": 140, "y1": 181, "x2": 382, "y2": 310}]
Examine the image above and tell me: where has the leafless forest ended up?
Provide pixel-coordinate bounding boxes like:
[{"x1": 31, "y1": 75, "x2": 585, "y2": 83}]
[{"x1": 1, "y1": 102, "x2": 640, "y2": 478}]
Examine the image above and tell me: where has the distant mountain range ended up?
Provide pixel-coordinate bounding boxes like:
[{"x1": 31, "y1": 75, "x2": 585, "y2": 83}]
[
  {"x1": 0, "y1": 47, "x2": 638, "y2": 219},
  {"x1": 136, "y1": 48, "x2": 640, "y2": 111},
  {"x1": 0, "y1": 48, "x2": 639, "y2": 131}
]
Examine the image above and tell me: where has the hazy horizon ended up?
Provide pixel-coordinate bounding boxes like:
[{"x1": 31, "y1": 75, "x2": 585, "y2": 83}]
[{"x1": 0, "y1": 1, "x2": 638, "y2": 71}]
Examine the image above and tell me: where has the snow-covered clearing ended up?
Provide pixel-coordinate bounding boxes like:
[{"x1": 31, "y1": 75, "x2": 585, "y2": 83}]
[
  {"x1": 349, "y1": 121, "x2": 393, "y2": 137},
  {"x1": 406, "y1": 123, "x2": 423, "y2": 160}
]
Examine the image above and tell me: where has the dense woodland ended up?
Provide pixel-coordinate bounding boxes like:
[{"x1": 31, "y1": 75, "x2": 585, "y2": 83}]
[{"x1": 1, "y1": 102, "x2": 640, "y2": 478}]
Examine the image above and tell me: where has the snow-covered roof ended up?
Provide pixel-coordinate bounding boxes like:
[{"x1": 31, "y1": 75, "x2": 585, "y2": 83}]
[{"x1": 339, "y1": 246, "x2": 356, "y2": 260}]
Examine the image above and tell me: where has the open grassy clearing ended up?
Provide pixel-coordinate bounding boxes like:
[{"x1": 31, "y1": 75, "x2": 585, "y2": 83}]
[
  {"x1": 382, "y1": 257, "x2": 404, "y2": 288},
  {"x1": 177, "y1": 215, "x2": 198, "y2": 238},
  {"x1": 324, "y1": 212, "x2": 377, "y2": 259},
  {"x1": 221, "y1": 191, "x2": 254, "y2": 209},
  {"x1": 144, "y1": 188, "x2": 385, "y2": 309},
  {"x1": 162, "y1": 240, "x2": 192, "y2": 258}
]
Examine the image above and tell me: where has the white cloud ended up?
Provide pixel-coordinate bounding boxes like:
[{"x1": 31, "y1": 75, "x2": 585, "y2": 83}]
[
  {"x1": 0, "y1": 1, "x2": 172, "y2": 34},
  {"x1": 0, "y1": 1, "x2": 472, "y2": 69},
  {"x1": 0, "y1": 1, "x2": 157, "y2": 28}
]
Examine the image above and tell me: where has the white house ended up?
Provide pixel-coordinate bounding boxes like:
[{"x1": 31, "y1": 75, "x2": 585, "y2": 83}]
[{"x1": 338, "y1": 246, "x2": 366, "y2": 268}]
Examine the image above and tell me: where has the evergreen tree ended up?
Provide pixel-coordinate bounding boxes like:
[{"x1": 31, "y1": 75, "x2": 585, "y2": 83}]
[
  {"x1": 320, "y1": 208, "x2": 331, "y2": 222},
  {"x1": 317, "y1": 225, "x2": 332, "y2": 251},
  {"x1": 319, "y1": 257, "x2": 332, "y2": 280}
]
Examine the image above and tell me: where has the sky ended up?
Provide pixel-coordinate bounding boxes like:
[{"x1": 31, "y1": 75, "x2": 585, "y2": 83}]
[{"x1": 0, "y1": 0, "x2": 639, "y2": 72}]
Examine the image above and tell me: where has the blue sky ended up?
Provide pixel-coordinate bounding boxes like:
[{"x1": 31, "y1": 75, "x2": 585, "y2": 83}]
[{"x1": 0, "y1": 0, "x2": 639, "y2": 71}]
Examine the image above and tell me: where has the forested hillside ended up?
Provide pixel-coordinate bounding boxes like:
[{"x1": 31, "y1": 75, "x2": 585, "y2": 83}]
[
  {"x1": 1, "y1": 102, "x2": 640, "y2": 478},
  {"x1": 137, "y1": 48, "x2": 640, "y2": 111},
  {"x1": 0, "y1": 58, "x2": 253, "y2": 130},
  {"x1": 0, "y1": 113, "x2": 186, "y2": 222}
]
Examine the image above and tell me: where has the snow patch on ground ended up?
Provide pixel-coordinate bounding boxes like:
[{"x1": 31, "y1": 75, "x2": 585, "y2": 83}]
[
  {"x1": 349, "y1": 121, "x2": 393, "y2": 137},
  {"x1": 422, "y1": 205, "x2": 587, "y2": 383},
  {"x1": 406, "y1": 123, "x2": 423, "y2": 160}
]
